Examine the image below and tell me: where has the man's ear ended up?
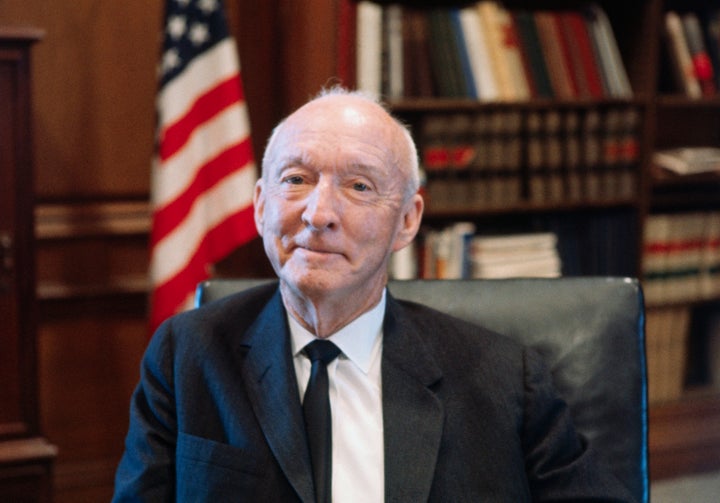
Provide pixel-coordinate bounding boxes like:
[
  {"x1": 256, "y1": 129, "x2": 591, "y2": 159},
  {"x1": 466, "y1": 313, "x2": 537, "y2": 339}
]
[
  {"x1": 253, "y1": 178, "x2": 265, "y2": 236},
  {"x1": 392, "y1": 193, "x2": 424, "y2": 252}
]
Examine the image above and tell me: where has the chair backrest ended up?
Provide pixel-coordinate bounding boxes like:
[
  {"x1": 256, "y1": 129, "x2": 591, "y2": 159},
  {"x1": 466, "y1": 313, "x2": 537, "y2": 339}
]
[{"x1": 196, "y1": 277, "x2": 649, "y2": 503}]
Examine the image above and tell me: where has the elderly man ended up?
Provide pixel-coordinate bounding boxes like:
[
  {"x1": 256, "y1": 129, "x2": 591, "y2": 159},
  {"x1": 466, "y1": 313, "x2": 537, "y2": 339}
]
[{"x1": 113, "y1": 88, "x2": 635, "y2": 502}]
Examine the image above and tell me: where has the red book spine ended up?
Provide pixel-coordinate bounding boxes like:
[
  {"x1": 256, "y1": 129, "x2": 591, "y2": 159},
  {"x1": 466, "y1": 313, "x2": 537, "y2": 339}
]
[
  {"x1": 564, "y1": 10, "x2": 605, "y2": 98},
  {"x1": 336, "y1": 0, "x2": 357, "y2": 88}
]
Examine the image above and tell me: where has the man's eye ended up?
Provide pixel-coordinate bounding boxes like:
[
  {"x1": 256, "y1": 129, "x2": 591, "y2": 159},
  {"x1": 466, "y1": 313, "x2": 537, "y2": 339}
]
[
  {"x1": 283, "y1": 176, "x2": 304, "y2": 185},
  {"x1": 353, "y1": 182, "x2": 369, "y2": 192}
]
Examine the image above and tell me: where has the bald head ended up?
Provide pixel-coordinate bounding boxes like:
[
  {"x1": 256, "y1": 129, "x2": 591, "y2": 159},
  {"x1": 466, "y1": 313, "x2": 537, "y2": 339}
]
[{"x1": 262, "y1": 88, "x2": 420, "y2": 200}]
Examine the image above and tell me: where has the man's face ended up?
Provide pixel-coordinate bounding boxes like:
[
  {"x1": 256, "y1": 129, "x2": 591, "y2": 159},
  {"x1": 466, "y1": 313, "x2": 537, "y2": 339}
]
[{"x1": 254, "y1": 96, "x2": 422, "y2": 301}]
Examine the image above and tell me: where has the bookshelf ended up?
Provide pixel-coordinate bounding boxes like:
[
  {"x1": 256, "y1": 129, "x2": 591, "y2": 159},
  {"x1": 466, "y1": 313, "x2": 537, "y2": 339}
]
[
  {"x1": 271, "y1": 0, "x2": 720, "y2": 479},
  {"x1": 645, "y1": 0, "x2": 720, "y2": 478}
]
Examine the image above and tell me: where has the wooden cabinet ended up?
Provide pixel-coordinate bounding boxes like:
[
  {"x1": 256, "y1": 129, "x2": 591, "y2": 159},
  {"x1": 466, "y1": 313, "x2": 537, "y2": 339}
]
[{"x1": 0, "y1": 27, "x2": 57, "y2": 501}]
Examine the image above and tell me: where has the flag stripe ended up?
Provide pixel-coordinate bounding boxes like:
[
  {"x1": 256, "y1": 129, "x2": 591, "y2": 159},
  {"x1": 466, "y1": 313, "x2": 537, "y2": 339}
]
[
  {"x1": 159, "y1": 75, "x2": 243, "y2": 161},
  {"x1": 149, "y1": 205, "x2": 256, "y2": 330},
  {"x1": 152, "y1": 101, "x2": 251, "y2": 207},
  {"x1": 151, "y1": 137, "x2": 254, "y2": 247},
  {"x1": 150, "y1": 165, "x2": 256, "y2": 286}
]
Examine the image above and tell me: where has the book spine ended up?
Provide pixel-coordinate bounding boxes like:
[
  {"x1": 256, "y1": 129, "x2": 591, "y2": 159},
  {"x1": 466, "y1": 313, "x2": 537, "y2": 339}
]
[
  {"x1": 682, "y1": 12, "x2": 716, "y2": 96},
  {"x1": 584, "y1": 4, "x2": 633, "y2": 98},
  {"x1": 664, "y1": 10, "x2": 702, "y2": 98},
  {"x1": 513, "y1": 10, "x2": 554, "y2": 98},
  {"x1": 449, "y1": 9, "x2": 478, "y2": 99},
  {"x1": 561, "y1": 10, "x2": 605, "y2": 98},
  {"x1": 704, "y1": 8, "x2": 720, "y2": 90},
  {"x1": 402, "y1": 7, "x2": 435, "y2": 98},
  {"x1": 459, "y1": 5, "x2": 499, "y2": 100},
  {"x1": 384, "y1": 4, "x2": 404, "y2": 99},
  {"x1": 336, "y1": 0, "x2": 357, "y2": 88},
  {"x1": 477, "y1": 1, "x2": 516, "y2": 101},
  {"x1": 534, "y1": 10, "x2": 576, "y2": 99},
  {"x1": 494, "y1": 4, "x2": 531, "y2": 100},
  {"x1": 356, "y1": 1, "x2": 383, "y2": 96}
]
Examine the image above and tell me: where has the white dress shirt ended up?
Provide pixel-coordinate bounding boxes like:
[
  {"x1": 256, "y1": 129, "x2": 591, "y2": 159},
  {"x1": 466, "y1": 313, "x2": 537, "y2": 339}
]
[{"x1": 289, "y1": 290, "x2": 385, "y2": 503}]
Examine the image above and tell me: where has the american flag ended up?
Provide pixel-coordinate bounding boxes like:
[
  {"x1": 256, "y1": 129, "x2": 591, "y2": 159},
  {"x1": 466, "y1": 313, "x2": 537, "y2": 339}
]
[{"x1": 149, "y1": 0, "x2": 257, "y2": 332}]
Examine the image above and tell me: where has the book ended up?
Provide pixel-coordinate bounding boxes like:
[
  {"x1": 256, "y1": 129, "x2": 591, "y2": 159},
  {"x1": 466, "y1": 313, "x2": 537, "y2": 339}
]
[
  {"x1": 499, "y1": 110, "x2": 524, "y2": 205},
  {"x1": 402, "y1": 7, "x2": 435, "y2": 97},
  {"x1": 701, "y1": 214, "x2": 720, "y2": 298},
  {"x1": 449, "y1": 8, "x2": 478, "y2": 99},
  {"x1": 534, "y1": 10, "x2": 576, "y2": 99},
  {"x1": 493, "y1": 4, "x2": 531, "y2": 100},
  {"x1": 468, "y1": 111, "x2": 492, "y2": 206},
  {"x1": 642, "y1": 213, "x2": 671, "y2": 304},
  {"x1": 477, "y1": 1, "x2": 517, "y2": 101},
  {"x1": 581, "y1": 108, "x2": 603, "y2": 200},
  {"x1": 600, "y1": 107, "x2": 623, "y2": 198},
  {"x1": 663, "y1": 10, "x2": 702, "y2": 98},
  {"x1": 616, "y1": 107, "x2": 640, "y2": 200},
  {"x1": 645, "y1": 306, "x2": 691, "y2": 403},
  {"x1": 682, "y1": 12, "x2": 716, "y2": 96},
  {"x1": 559, "y1": 10, "x2": 606, "y2": 98},
  {"x1": 653, "y1": 146, "x2": 720, "y2": 175},
  {"x1": 703, "y1": 8, "x2": 720, "y2": 91},
  {"x1": 427, "y1": 8, "x2": 467, "y2": 97},
  {"x1": 389, "y1": 241, "x2": 417, "y2": 280},
  {"x1": 336, "y1": 0, "x2": 357, "y2": 88},
  {"x1": 383, "y1": 4, "x2": 404, "y2": 99},
  {"x1": 356, "y1": 1, "x2": 383, "y2": 96},
  {"x1": 419, "y1": 223, "x2": 476, "y2": 279},
  {"x1": 459, "y1": 4, "x2": 499, "y2": 101},
  {"x1": 563, "y1": 110, "x2": 583, "y2": 201},
  {"x1": 525, "y1": 110, "x2": 546, "y2": 203},
  {"x1": 420, "y1": 114, "x2": 453, "y2": 211},
  {"x1": 445, "y1": 113, "x2": 476, "y2": 209},
  {"x1": 642, "y1": 212, "x2": 720, "y2": 304},
  {"x1": 470, "y1": 232, "x2": 561, "y2": 279},
  {"x1": 543, "y1": 110, "x2": 564, "y2": 202},
  {"x1": 513, "y1": 9, "x2": 554, "y2": 98},
  {"x1": 584, "y1": 3, "x2": 632, "y2": 98}
]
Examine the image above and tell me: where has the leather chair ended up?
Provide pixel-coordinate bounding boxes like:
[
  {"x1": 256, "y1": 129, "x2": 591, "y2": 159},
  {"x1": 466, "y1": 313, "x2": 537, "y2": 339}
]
[{"x1": 196, "y1": 277, "x2": 649, "y2": 502}]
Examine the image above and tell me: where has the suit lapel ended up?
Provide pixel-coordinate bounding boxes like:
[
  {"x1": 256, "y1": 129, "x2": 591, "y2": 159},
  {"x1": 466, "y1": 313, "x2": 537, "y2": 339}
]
[
  {"x1": 238, "y1": 290, "x2": 315, "y2": 503},
  {"x1": 382, "y1": 296, "x2": 445, "y2": 502}
]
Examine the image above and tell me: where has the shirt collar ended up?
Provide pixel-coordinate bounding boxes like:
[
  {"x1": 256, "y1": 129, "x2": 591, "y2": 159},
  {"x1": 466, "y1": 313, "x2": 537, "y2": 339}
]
[{"x1": 288, "y1": 289, "x2": 386, "y2": 374}]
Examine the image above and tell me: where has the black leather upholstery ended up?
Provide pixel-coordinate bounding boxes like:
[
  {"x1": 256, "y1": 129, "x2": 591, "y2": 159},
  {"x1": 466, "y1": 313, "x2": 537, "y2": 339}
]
[{"x1": 196, "y1": 277, "x2": 649, "y2": 503}]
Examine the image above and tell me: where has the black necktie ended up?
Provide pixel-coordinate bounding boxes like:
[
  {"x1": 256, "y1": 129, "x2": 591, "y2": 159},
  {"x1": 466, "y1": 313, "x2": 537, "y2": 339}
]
[{"x1": 303, "y1": 339, "x2": 341, "y2": 503}]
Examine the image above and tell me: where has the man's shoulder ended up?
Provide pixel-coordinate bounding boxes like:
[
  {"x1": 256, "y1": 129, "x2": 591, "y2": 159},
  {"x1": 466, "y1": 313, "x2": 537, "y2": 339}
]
[
  {"x1": 151, "y1": 280, "x2": 281, "y2": 348},
  {"x1": 189, "y1": 280, "x2": 280, "y2": 324}
]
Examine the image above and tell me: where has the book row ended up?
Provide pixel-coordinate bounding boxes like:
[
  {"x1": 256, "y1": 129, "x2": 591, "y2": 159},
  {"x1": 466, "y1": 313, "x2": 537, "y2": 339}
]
[
  {"x1": 418, "y1": 106, "x2": 641, "y2": 211},
  {"x1": 389, "y1": 211, "x2": 638, "y2": 280},
  {"x1": 351, "y1": 1, "x2": 632, "y2": 101},
  {"x1": 390, "y1": 223, "x2": 561, "y2": 280},
  {"x1": 642, "y1": 211, "x2": 720, "y2": 305},
  {"x1": 647, "y1": 304, "x2": 720, "y2": 404},
  {"x1": 663, "y1": 9, "x2": 720, "y2": 98},
  {"x1": 646, "y1": 306, "x2": 691, "y2": 404}
]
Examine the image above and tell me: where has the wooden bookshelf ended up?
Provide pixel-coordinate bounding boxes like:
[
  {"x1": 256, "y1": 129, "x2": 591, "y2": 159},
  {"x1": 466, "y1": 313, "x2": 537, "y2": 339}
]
[
  {"x1": 269, "y1": 0, "x2": 720, "y2": 480},
  {"x1": 650, "y1": 0, "x2": 720, "y2": 473}
]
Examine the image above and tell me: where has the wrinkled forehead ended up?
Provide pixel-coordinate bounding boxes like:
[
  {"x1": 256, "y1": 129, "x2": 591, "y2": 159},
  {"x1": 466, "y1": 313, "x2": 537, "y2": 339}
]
[{"x1": 266, "y1": 96, "x2": 403, "y2": 167}]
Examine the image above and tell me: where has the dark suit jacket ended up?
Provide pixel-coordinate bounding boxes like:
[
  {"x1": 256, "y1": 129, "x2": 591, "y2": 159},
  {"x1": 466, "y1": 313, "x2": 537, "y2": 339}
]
[{"x1": 113, "y1": 282, "x2": 635, "y2": 502}]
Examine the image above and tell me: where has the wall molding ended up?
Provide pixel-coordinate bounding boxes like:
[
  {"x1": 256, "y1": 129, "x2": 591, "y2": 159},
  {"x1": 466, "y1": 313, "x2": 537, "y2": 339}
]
[{"x1": 35, "y1": 200, "x2": 151, "y2": 240}]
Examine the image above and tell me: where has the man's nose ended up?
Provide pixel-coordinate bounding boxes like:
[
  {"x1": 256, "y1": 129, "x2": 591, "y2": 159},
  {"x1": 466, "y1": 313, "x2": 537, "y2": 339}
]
[{"x1": 301, "y1": 179, "x2": 339, "y2": 230}]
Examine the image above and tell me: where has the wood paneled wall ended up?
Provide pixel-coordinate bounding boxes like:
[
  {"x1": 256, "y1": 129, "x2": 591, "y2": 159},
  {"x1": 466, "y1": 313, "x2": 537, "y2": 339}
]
[{"x1": 0, "y1": 0, "x2": 341, "y2": 500}]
